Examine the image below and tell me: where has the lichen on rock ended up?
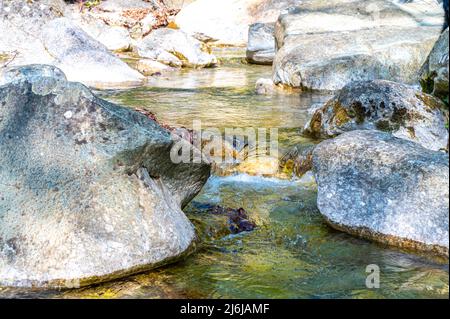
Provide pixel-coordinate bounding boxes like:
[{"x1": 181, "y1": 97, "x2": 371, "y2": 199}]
[{"x1": 303, "y1": 80, "x2": 449, "y2": 151}]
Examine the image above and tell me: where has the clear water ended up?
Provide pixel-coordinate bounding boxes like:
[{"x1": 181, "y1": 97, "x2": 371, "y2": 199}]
[{"x1": 0, "y1": 49, "x2": 447, "y2": 299}]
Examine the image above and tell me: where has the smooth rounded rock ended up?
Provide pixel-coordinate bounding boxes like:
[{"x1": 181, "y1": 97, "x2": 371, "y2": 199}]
[
  {"x1": 312, "y1": 130, "x2": 449, "y2": 257},
  {"x1": 246, "y1": 23, "x2": 275, "y2": 65}
]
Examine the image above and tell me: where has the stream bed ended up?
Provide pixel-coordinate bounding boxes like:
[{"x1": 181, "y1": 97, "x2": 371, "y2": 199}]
[{"x1": 0, "y1": 49, "x2": 448, "y2": 299}]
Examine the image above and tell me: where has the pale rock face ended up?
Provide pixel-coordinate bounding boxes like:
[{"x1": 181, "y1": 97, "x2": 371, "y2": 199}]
[
  {"x1": 95, "y1": 26, "x2": 131, "y2": 52},
  {"x1": 68, "y1": 15, "x2": 132, "y2": 52},
  {"x1": 41, "y1": 18, "x2": 144, "y2": 88},
  {"x1": 63, "y1": 0, "x2": 175, "y2": 48},
  {"x1": 135, "y1": 28, "x2": 217, "y2": 68},
  {"x1": 420, "y1": 28, "x2": 449, "y2": 100},
  {"x1": 312, "y1": 130, "x2": 449, "y2": 257},
  {"x1": 175, "y1": 0, "x2": 303, "y2": 46},
  {"x1": 303, "y1": 80, "x2": 449, "y2": 152},
  {"x1": 0, "y1": 0, "x2": 65, "y2": 66},
  {"x1": 0, "y1": 1, "x2": 144, "y2": 88},
  {"x1": 0, "y1": 65, "x2": 211, "y2": 288},
  {"x1": 273, "y1": 0, "x2": 445, "y2": 90},
  {"x1": 246, "y1": 23, "x2": 275, "y2": 65}
]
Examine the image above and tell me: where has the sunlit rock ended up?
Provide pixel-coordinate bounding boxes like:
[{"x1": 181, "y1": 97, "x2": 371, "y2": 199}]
[
  {"x1": 42, "y1": 18, "x2": 144, "y2": 87},
  {"x1": 175, "y1": 0, "x2": 303, "y2": 46},
  {"x1": 312, "y1": 130, "x2": 449, "y2": 257},
  {"x1": 303, "y1": 80, "x2": 449, "y2": 152},
  {"x1": 135, "y1": 28, "x2": 217, "y2": 68},
  {"x1": 136, "y1": 59, "x2": 175, "y2": 76},
  {"x1": 65, "y1": 0, "x2": 172, "y2": 39},
  {"x1": 0, "y1": 65, "x2": 210, "y2": 288},
  {"x1": 0, "y1": 1, "x2": 144, "y2": 88},
  {"x1": 273, "y1": 0, "x2": 445, "y2": 90},
  {"x1": 246, "y1": 23, "x2": 275, "y2": 65}
]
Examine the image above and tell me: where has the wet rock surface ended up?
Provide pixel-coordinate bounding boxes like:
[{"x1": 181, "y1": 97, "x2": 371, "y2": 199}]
[
  {"x1": 303, "y1": 80, "x2": 449, "y2": 151},
  {"x1": 190, "y1": 203, "x2": 256, "y2": 237},
  {"x1": 279, "y1": 144, "x2": 316, "y2": 178},
  {"x1": 312, "y1": 130, "x2": 449, "y2": 257},
  {"x1": 0, "y1": 65, "x2": 210, "y2": 288}
]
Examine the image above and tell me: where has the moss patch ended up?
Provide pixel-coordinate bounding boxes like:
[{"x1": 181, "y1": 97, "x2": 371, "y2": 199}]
[
  {"x1": 308, "y1": 110, "x2": 323, "y2": 138},
  {"x1": 416, "y1": 92, "x2": 447, "y2": 111},
  {"x1": 332, "y1": 102, "x2": 351, "y2": 126}
]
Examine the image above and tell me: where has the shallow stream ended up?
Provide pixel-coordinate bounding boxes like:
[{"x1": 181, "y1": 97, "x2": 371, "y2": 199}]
[{"x1": 0, "y1": 49, "x2": 447, "y2": 299}]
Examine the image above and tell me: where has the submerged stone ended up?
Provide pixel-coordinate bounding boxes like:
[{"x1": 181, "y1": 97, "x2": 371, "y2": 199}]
[{"x1": 190, "y1": 203, "x2": 256, "y2": 237}]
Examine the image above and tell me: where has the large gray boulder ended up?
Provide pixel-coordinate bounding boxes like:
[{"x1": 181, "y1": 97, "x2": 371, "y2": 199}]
[
  {"x1": 303, "y1": 80, "x2": 449, "y2": 152},
  {"x1": 420, "y1": 27, "x2": 449, "y2": 101},
  {"x1": 0, "y1": 1, "x2": 144, "y2": 88},
  {"x1": 0, "y1": 65, "x2": 210, "y2": 288},
  {"x1": 246, "y1": 23, "x2": 275, "y2": 65},
  {"x1": 273, "y1": 0, "x2": 445, "y2": 90},
  {"x1": 312, "y1": 130, "x2": 449, "y2": 257},
  {"x1": 135, "y1": 28, "x2": 217, "y2": 68}
]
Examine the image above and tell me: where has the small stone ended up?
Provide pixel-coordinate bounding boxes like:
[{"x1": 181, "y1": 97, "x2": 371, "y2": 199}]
[
  {"x1": 64, "y1": 111, "x2": 73, "y2": 119},
  {"x1": 255, "y1": 78, "x2": 276, "y2": 95}
]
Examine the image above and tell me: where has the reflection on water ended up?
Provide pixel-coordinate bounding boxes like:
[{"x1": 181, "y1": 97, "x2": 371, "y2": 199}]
[
  {"x1": 0, "y1": 49, "x2": 447, "y2": 299},
  {"x1": 97, "y1": 52, "x2": 331, "y2": 132}
]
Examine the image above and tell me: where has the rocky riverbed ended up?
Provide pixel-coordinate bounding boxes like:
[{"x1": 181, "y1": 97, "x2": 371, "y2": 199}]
[{"x1": 0, "y1": 0, "x2": 448, "y2": 299}]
